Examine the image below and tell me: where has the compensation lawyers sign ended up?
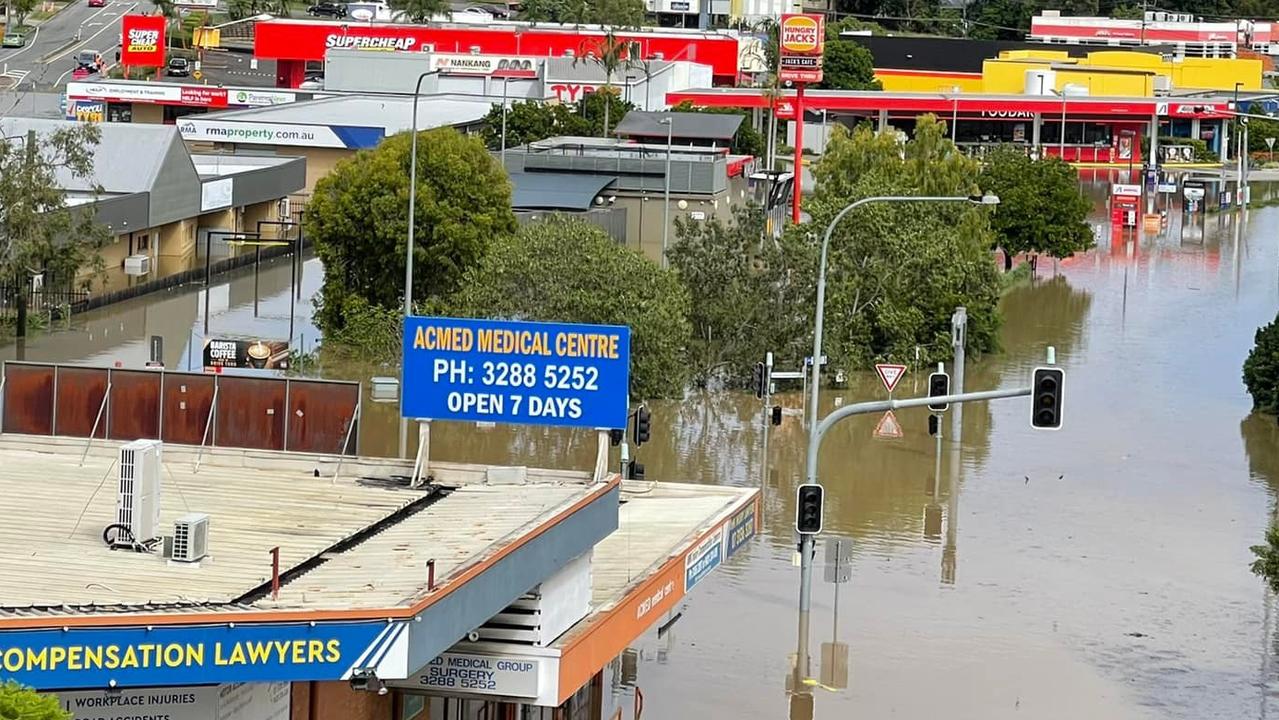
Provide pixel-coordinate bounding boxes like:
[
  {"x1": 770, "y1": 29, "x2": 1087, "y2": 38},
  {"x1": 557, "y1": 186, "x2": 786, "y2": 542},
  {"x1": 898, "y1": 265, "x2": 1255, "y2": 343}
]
[
  {"x1": 0, "y1": 620, "x2": 408, "y2": 690},
  {"x1": 401, "y1": 317, "x2": 630, "y2": 429}
]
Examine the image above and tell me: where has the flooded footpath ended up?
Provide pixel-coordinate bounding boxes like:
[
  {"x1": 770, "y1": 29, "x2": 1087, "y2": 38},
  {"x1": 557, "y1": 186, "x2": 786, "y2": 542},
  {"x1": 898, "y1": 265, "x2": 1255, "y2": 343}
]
[{"x1": 10, "y1": 180, "x2": 1279, "y2": 718}]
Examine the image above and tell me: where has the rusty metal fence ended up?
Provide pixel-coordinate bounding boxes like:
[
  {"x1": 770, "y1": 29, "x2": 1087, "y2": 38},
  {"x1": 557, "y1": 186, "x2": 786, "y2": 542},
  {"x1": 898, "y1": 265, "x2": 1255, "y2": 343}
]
[{"x1": 0, "y1": 362, "x2": 360, "y2": 456}]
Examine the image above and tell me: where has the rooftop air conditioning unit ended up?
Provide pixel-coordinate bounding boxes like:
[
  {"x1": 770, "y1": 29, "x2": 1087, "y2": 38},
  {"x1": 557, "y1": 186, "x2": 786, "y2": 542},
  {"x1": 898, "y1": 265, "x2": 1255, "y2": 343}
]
[
  {"x1": 124, "y1": 254, "x2": 151, "y2": 276},
  {"x1": 170, "y1": 513, "x2": 209, "y2": 563},
  {"x1": 116, "y1": 439, "x2": 162, "y2": 548}
]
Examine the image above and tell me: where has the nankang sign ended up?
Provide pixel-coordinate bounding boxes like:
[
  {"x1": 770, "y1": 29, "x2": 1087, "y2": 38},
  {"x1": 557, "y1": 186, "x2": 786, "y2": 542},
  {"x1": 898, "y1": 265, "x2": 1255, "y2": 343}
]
[{"x1": 401, "y1": 317, "x2": 631, "y2": 429}]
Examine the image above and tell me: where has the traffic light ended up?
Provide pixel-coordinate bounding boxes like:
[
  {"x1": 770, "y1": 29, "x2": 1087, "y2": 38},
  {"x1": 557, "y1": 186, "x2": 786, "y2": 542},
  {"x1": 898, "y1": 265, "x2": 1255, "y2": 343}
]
[
  {"x1": 633, "y1": 405, "x2": 652, "y2": 446},
  {"x1": 928, "y1": 414, "x2": 939, "y2": 436},
  {"x1": 771, "y1": 405, "x2": 783, "y2": 426},
  {"x1": 752, "y1": 362, "x2": 767, "y2": 399},
  {"x1": 795, "y1": 484, "x2": 824, "y2": 535},
  {"x1": 628, "y1": 459, "x2": 645, "y2": 480},
  {"x1": 927, "y1": 370, "x2": 950, "y2": 412},
  {"x1": 1030, "y1": 367, "x2": 1064, "y2": 430},
  {"x1": 608, "y1": 428, "x2": 624, "y2": 447}
]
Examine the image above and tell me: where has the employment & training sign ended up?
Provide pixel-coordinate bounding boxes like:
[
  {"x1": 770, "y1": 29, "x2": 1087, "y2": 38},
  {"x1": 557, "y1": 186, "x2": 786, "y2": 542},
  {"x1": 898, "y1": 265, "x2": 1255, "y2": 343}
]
[
  {"x1": 401, "y1": 316, "x2": 630, "y2": 430},
  {"x1": 0, "y1": 619, "x2": 409, "y2": 690}
]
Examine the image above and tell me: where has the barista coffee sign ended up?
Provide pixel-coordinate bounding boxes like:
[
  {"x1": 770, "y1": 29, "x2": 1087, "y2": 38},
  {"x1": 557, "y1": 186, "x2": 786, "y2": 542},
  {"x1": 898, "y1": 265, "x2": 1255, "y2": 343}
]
[{"x1": 203, "y1": 339, "x2": 290, "y2": 371}]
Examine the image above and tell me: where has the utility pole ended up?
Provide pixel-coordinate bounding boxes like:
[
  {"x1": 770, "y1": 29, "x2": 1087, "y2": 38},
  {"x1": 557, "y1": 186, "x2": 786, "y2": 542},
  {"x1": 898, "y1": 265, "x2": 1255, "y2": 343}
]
[{"x1": 16, "y1": 129, "x2": 35, "y2": 340}]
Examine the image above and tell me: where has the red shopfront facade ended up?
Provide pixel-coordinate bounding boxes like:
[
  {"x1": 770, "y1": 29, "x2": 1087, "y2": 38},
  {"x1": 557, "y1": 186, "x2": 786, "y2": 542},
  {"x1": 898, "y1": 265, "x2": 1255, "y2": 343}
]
[
  {"x1": 253, "y1": 20, "x2": 744, "y2": 88},
  {"x1": 667, "y1": 89, "x2": 1232, "y2": 163}
]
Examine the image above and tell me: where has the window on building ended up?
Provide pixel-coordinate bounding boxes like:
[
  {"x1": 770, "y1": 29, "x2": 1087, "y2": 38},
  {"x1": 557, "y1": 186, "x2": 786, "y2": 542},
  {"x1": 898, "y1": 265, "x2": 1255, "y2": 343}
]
[
  {"x1": 401, "y1": 694, "x2": 425, "y2": 720},
  {"x1": 136, "y1": 234, "x2": 149, "y2": 252}
]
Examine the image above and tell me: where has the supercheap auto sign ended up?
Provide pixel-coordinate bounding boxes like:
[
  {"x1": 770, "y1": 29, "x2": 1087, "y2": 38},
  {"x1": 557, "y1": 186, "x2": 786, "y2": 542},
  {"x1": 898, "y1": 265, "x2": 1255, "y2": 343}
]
[{"x1": 121, "y1": 14, "x2": 166, "y2": 67}]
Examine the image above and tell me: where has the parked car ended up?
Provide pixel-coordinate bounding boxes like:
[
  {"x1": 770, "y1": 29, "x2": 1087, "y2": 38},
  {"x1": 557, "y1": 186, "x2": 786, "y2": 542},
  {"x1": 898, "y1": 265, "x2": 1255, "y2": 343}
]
[
  {"x1": 166, "y1": 57, "x2": 190, "y2": 77},
  {"x1": 298, "y1": 74, "x2": 324, "y2": 90},
  {"x1": 87, "y1": 0, "x2": 106, "y2": 8},
  {"x1": 307, "y1": 2, "x2": 346, "y2": 17},
  {"x1": 1, "y1": 33, "x2": 24, "y2": 48},
  {"x1": 76, "y1": 50, "x2": 103, "y2": 72}
]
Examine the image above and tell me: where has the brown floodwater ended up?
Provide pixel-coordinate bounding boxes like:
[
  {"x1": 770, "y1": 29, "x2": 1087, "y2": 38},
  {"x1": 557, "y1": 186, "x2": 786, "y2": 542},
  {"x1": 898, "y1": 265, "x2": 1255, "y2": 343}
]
[{"x1": 9, "y1": 176, "x2": 1279, "y2": 718}]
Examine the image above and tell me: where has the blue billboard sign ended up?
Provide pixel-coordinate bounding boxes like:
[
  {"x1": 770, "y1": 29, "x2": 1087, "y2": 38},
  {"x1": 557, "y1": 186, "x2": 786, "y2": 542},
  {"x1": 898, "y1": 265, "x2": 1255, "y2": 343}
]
[
  {"x1": 724, "y1": 502, "x2": 757, "y2": 559},
  {"x1": 401, "y1": 316, "x2": 631, "y2": 429},
  {"x1": 0, "y1": 619, "x2": 408, "y2": 690}
]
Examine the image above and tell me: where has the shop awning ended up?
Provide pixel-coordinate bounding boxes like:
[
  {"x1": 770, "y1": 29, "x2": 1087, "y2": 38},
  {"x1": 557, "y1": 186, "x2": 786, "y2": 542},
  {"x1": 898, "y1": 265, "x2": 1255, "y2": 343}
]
[{"x1": 509, "y1": 172, "x2": 616, "y2": 211}]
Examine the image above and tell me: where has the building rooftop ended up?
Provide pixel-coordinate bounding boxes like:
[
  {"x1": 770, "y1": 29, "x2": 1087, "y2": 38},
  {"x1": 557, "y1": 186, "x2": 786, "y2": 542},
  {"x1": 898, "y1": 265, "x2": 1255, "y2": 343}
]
[
  {"x1": 195, "y1": 93, "x2": 493, "y2": 134},
  {"x1": 614, "y1": 111, "x2": 742, "y2": 143},
  {"x1": 576, "y1": 480, "x2": 753, "y2": 613},
  {"x1": 0, "y1": 435, "x2": 602, "y2": 620},
  {"x1": 0, "y1": 117, "x2": 186, "y2": 195}
]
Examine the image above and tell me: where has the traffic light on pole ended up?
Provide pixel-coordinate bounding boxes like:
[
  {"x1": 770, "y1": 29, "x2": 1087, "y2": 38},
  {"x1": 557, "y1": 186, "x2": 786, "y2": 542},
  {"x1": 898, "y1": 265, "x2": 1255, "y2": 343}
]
[
  {"x1": 633, "y1": 405, "x2": 652, "y2": 446},
  {"x1": 795, "y1": 484, "x2": 824, "y2": 535},
  {"x1": 1030, "y1": 367, "x2": 1064, "y2": 429},
  {"x1": 753, "y1": 362, "x2": 766, "y2": 399},
  {"x1": 608, "y1": 428, "x2": 624, "y2": 447},
  {"x1": 928, "y1": 370, "x2": 950, "y2": 412},
  {"x1": 771, "y1": 405, "x2": 783, "y2": 426}
]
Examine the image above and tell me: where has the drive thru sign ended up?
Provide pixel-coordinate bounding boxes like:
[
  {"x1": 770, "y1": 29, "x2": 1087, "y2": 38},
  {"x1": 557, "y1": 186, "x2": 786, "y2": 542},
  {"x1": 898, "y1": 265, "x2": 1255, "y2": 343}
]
[{"x1": 874, "y1": 363, "x2": 907, "y2": 394}]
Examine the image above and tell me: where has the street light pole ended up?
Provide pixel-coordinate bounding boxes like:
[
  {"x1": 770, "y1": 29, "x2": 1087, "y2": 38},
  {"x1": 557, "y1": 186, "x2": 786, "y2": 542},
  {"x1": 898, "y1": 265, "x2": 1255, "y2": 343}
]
[
  {"x1": 401, "y1": 69, "x2": 440, "y2": 459},
  {"x1": 799, "y1": 194, "x2": 998, "y2": 627},
  {"x1": 660, "y1": 115, "x2": 673, "y2": 269},
  {"x1": 500, "y1": 75, "x2": 509, "y2": 165}
]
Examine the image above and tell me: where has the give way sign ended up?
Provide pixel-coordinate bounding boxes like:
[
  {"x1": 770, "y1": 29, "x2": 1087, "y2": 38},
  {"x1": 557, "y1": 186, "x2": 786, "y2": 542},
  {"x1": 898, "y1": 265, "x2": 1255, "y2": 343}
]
[{"x1": 874, "y1": 363, "x2": 907, "y2": 394}]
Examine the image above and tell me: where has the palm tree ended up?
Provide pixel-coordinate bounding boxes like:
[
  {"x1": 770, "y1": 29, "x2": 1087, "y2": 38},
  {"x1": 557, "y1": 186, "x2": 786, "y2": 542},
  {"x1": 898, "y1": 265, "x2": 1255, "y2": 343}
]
[
  {"x1": 388, "y1": 0, "x2": 449, "y2": 22},
  {"x1": 576, "y1": 31, "x2": 638, "y2": 137}
]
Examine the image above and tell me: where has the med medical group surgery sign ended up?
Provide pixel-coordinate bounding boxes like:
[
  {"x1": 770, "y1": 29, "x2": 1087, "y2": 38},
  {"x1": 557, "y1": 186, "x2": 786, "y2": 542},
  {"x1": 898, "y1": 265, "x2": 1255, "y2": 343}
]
[{"x1": 401, "y1": 317, "x2": 631, "y2": 429}]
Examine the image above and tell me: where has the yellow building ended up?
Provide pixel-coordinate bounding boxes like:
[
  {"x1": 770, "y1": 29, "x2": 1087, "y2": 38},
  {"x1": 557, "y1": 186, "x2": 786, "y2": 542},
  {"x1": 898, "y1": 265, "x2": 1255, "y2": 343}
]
[{"x1": 878, "y1": 47, "x2": 1262, "y2": 96}]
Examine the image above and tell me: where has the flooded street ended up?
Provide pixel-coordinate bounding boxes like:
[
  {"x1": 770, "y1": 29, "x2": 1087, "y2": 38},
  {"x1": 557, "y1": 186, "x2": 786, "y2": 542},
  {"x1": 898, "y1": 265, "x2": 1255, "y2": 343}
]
[{"x1": 9, "y1": 180, "x2": 1279, "y2": 717}]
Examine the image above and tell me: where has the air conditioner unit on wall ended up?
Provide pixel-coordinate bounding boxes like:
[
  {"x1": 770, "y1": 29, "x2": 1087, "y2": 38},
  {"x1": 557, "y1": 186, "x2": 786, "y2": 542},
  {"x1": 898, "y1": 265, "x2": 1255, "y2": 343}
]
[
  {"x1": 171, "y1": 513, "x2": 209, "y2": 563},
  {"x1": 124, "y1": 254, "x2": 151, "y2": 276},
  {"x1": 116, "y1": 439, "x2": 162, "y2": 547}
]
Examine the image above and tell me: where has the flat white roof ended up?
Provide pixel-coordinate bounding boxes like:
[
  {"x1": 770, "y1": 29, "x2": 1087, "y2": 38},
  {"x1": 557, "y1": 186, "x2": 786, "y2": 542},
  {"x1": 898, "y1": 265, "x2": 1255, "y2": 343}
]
[
  {"x1": 197, "y1": 94, "x2": 493, "y2": 133},
  {"x1": 0, "y1": 435, "x2": 599, "y2": 618}
]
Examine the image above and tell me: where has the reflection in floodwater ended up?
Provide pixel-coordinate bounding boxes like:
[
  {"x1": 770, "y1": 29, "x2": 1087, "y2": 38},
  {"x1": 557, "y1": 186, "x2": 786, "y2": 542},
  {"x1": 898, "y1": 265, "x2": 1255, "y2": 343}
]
[{"x1": 9, "y1": 185, "x2": 1279, "y2": 718}]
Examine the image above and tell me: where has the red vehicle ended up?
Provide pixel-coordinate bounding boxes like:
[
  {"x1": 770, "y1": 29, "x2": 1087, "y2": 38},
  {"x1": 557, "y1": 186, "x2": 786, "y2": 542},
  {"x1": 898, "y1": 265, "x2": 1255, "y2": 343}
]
[{"x1": 87, "y1": 0, "x2": 106, "y2": 8}]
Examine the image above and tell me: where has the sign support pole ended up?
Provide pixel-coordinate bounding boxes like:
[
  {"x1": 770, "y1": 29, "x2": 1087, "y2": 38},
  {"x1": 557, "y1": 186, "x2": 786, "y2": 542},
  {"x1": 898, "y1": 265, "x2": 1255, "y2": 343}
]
[
  {"x1": 410, "y1": 419, "x2": 430, "y2": 488},
  {"x1": 594, "y1": 429, "x2": 610, "y2": 482},
  {"x1": 792, "y1": 82, "x2": 805, "y2": 225}
]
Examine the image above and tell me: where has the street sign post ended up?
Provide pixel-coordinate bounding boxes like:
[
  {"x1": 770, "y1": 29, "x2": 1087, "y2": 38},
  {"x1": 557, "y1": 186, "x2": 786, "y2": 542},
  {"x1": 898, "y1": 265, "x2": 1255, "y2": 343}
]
[{"x1": 874, "y1": 363, "x2": 907, "y2": 394}]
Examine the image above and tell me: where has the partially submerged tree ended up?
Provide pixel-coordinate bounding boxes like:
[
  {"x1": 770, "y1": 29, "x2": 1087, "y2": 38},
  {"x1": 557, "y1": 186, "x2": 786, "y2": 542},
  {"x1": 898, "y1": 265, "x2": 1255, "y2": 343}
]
[
  {"x1": 803, "y1": 115, "x2": 1003, "y2": 366},
  {"x1": 446, "y1": 217, "x2": 691, "y2": 399},
  {"x1": 979, "y1": 146, "x2": 1093, "y2": 271},
  {"x1": 667, "y1": 205, "x2": 809, "y2": 387},
  {"x1": 306, "y1": 128, "x2": 516, "y2": 335},
  {"x1": 0, "y1": 124, "x2": 110, "y2": 332},
  {"x1": 1244, "y1": 312, "x2": 1279, "y2": 415}
]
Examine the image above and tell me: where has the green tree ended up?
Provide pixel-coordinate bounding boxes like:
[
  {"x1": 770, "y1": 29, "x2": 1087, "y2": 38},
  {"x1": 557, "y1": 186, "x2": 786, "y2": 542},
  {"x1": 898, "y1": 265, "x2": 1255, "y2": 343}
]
[
  {"x1": 667, "y1": 205, "x2": 810, "y2": 387},
  {"x1": 979, "y1": 147, "x2": 1093, "y2": 271},
  {"x1": 575, "y1": 31, "x2": 638, "y2": 137},
  {"x1": 1252, "y1": 524, "x2": 1279, "y2": 592},
  {"x1": 519, "y1": 0, "x2": 644, "y2": 25},
  {"x1": 0, "y1": 682, "x2": 69, "y2": 720},
  {"x1": 480, "y1": 101, "x2": 591, "y2": 151},
  {"x1": 0, "y1": 125, "x2": 109, "y2": 332},
  {"x1": 446, "y1": 217, "x2": 691, "y2": 399},
  {"x1": 818, "y1": 21, "x2": 881, "y2": 91},
  {"x1": 306, "y1": 128, "x2": 516, "y2": 335},
  {"x1": 388, "y1": 0, "x2": 449, "y2": 22},
  {"x1": 672, "y1": 101, "x2": 765, "y2": 157},
  {"x1": 803, "y1": 115, "x2": 1003, "y2": 366},
  {"x1": 1244, "y1": 312, "x2": 1279, "y2": 415},
  {"x1": 577, "y1": 90, "x2": 634, "y2": 137}
]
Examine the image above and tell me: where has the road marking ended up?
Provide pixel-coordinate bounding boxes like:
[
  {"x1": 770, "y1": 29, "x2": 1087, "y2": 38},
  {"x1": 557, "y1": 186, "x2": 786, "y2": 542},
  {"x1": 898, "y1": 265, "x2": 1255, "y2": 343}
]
[{"x1": 45, "y1": 1, "x2": 137, "y2": 63}]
